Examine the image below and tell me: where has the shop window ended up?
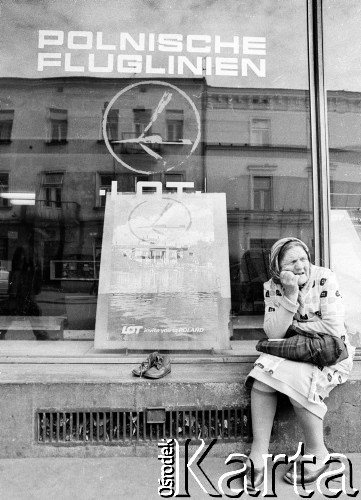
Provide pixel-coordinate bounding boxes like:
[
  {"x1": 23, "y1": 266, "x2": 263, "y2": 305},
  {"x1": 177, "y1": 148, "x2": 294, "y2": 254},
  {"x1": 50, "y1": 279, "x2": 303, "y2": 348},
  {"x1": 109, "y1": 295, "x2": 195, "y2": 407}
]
[
  {"x1": 101, "y1": 102, "x2": 118, "y2": 142},
  {"x1": 166, "y1": 110, "x2": 184, "y2": 142},
  {"x1": 0, "y1": 110, "x2": 14, "y2": 144},
  {"x1": 47, "y1": 108, "x2": 68, "y2": 144},
  {"x1": 0, "y1": 173, "x2": 10, "y2": 207},
  {"x1": 42, "y1": 172, "x2": 64, "y2": 208},
  {"x1": 250, "y1": 119, "x2": 271, "y2": 146},
  {"x1": 253, "y1": 176, "x2": 273, "y2": 210},
  {"x1": 0, "y1": 0, "x2": 314, "y2": 345},
  {"x1": 325, "y1": 3, "x2": 361, "y2": 348}
]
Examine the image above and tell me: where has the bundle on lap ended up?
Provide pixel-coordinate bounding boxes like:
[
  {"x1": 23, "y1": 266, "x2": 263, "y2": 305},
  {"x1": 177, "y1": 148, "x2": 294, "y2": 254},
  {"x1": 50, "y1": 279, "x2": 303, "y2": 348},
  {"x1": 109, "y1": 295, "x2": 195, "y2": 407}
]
[{"x1": 256, "y1": 325, "x2": 348, "y2": 367}]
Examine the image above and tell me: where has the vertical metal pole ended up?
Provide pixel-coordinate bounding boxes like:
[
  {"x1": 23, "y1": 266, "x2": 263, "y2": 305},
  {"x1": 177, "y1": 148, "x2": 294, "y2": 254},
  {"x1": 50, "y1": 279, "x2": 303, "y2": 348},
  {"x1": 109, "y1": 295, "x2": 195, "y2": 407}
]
[
  {"x1": 307, "y1": 0, "x2": 330, "y2": 266},
  {"x1": 202, "y1": 77, "x2": 207, "y2": 193}
]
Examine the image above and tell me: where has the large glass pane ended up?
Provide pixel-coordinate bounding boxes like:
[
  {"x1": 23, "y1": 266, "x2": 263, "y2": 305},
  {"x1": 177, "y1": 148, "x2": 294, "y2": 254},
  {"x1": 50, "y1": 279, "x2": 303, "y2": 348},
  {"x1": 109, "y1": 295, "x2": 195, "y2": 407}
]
[
  {"x1": 0, "y1": 0, "x2": 313, "y2": 342},
  {"x1": 324, "y1": 0, "x2": 361, "y2": 346},
  {"x1": 204, "y1": 1, "x2": 313, "y2": 335}
]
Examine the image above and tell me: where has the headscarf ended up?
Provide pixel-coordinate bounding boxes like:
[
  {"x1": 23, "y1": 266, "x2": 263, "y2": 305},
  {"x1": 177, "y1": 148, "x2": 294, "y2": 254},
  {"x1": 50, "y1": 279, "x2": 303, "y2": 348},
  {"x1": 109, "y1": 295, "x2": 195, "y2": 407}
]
[{"x1": 269, "y1": 237, "x2": 311, "y2": 285}]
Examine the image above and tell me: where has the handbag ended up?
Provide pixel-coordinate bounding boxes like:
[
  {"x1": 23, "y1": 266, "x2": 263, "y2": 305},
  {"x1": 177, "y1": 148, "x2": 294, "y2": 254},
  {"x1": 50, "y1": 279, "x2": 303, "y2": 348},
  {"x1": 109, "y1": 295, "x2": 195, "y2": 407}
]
[{"x1": 256, "y1": 325, "x2": 348, "y2": 367}]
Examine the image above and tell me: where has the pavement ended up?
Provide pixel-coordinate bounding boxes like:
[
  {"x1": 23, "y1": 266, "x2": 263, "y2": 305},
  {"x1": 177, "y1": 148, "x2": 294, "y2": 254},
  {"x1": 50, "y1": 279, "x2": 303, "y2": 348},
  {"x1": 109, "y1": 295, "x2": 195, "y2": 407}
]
[{"x1": 0, "y1": 454, "x2": 360, "y2": 500}]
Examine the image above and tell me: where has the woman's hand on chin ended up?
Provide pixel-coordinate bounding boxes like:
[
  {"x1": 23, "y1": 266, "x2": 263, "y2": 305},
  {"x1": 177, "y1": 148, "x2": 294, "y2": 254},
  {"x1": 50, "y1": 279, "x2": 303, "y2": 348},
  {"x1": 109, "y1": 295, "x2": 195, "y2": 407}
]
[{"x1": 280, "y1": 270, "x2": 300, "y2": 301}]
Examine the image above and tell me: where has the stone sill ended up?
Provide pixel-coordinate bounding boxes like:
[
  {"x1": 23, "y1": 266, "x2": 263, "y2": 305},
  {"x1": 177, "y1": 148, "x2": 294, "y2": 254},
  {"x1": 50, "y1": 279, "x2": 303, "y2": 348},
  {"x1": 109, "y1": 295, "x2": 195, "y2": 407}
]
[
  {"x1": 0, "y1": 340, "x2": 259, "y2": 364},
  {"x1": 0, "y1": 359, "x2": 255, "y2": 385},
  {"x1": 0, "y1": 340, "x2": 360, "y2": 365},
  {"x1": 0, "y1": 353, "x2": 361, "y2": 386}
]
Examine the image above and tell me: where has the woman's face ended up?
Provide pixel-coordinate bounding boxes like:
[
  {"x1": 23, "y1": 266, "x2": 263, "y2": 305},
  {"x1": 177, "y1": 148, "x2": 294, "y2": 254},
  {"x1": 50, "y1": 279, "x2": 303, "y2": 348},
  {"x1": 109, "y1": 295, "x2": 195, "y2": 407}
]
[{"x1": 279, "y1": 245, "x2": 310, "y2": 286}]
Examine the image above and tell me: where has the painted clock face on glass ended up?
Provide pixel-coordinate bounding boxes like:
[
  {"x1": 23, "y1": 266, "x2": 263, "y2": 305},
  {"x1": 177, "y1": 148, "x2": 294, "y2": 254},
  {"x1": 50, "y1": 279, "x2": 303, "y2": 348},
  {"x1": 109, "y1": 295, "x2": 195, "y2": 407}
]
[
  {"x1": 102, "y1": 80, "x2": 201, "y2": 175},
  {"x1": 128, "y1": 198, "x2": 192, "y2": 243}
]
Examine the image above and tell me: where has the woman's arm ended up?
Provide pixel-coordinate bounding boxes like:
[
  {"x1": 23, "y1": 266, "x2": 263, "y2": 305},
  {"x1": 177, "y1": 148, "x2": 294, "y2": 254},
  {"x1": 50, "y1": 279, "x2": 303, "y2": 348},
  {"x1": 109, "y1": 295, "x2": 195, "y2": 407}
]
[{"x1": 263, "y1": 281, "x2": 298, "y2": 338}]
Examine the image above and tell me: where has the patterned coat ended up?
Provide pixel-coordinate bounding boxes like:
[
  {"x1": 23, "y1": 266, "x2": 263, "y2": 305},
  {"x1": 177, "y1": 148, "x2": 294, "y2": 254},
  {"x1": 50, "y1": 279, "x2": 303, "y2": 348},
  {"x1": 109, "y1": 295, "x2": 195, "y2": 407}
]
[{"x1": 257, "y1": 265, "x2": 355, "y2": 404}]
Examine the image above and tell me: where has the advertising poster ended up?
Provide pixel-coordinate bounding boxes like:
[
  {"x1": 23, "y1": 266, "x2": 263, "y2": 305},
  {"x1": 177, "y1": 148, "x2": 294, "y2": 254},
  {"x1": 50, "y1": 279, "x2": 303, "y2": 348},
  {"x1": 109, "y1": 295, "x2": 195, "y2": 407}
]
[{"x1": 95, "y1": 187, "x2": 231, "y2": 350}]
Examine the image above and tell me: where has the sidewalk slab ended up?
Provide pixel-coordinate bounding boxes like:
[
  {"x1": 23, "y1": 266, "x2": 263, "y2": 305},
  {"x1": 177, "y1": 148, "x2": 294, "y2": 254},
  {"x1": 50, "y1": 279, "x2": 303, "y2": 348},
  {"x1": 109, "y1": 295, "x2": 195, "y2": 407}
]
[{"x1": 0, "y1": 455, "x2": 360, "y2": 500}]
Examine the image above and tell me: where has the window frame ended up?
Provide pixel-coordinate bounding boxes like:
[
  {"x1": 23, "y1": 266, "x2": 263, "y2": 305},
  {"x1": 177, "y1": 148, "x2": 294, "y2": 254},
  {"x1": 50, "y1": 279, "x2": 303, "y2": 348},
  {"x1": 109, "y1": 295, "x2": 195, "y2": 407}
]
[
  {"x1": 47, "y1": 108, "x2": 68, "y2": 144},
  {"x1": 250, "y1": 117, "x2": 271, "y2": 146},
  {"x1": 166, "y1": 109, "x2": 184, "y2": 142},
  {"x1": 307, "y1": 0, "x2": 330, "y2": 267},
  {"x1": 41, "y1": 172, "x2": 64, "y2": 209},
  {"x1": 252, "y1": 175, "x2": 273, "y2": 211}
]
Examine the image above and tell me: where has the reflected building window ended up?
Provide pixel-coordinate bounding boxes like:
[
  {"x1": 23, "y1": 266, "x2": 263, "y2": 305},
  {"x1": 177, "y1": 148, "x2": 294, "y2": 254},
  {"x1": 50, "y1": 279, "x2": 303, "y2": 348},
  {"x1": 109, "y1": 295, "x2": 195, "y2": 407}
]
[
  {"x1": 250, "y1": 118, "x2": 271, "y2": 146},
  {"x1": 0, "y1": 110, "x2": 14, "y2": 144},
  {"x1": 97, "y1": 173, "x2": 113, "y2": 207},
  {"x1": 0, "y1": 237, "x2": 8, "y2": 263},
  {"x1": 166, "y1": 110, "x2": 184, "y2": 141},
  {"x1": 97, "y1": 174, "x2": 151, "y2": 205},
  {"x1": 0, "y1": 173, "x2": 9, "y2": 207},
  {"x1": 253, "y1": 176, "x2": 273, "y2": 210},
  {"x1": 101, "y1": 102, "x2": 118, "y2": 142},
  {"x1": 330, "y1": 176, "x2": 336, "y2": 207},
  {"x1": 42, "y1": 172, "x2": 64, "y2": 208},
  {"x1": 250, "y1": 238, "x2": 277, "y2": 251},
  {"x1": 165, "y1": 172, "x2": 184, "y2": 192},
  {"x1": 47, "y1": 108, "x2": 68, "y2": 144},
  {"x1": 134, "y1": 175, "x2": 153, "y2": 192},
  {"x1": 119, "y1": 108, "x2": 154, "y2": 154},
  {"x1": 330, "y1": 168, "x2": 361, "y2": 210},
  {"x1": 134, "y1": 108, "x2": 152, "y2": 136}
]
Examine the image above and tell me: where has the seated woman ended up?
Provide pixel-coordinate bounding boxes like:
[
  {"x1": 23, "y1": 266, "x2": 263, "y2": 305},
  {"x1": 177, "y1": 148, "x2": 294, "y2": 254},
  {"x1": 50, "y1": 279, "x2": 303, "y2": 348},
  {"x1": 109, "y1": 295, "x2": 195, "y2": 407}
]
[{"x1": 244, "y1": 237, "x2": 355, "y2": 490}]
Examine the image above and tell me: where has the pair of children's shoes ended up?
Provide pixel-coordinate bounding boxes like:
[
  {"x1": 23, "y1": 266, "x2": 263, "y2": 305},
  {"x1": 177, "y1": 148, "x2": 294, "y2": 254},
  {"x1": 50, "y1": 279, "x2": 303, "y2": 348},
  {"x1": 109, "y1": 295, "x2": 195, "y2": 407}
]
[{"x1": 132, "y1": 352, "x2": 171, "y2": 379}]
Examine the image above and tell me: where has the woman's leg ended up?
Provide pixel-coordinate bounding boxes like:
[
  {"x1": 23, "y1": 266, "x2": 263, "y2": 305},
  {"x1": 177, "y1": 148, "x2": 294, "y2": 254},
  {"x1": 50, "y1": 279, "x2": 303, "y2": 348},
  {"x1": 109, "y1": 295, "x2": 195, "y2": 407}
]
[
  {"x1": 289, "y1": 398, "x2": 328, "y2": 470},
  {"x1": 249, "y1": 380, "x2": 278, "y2": 469}
]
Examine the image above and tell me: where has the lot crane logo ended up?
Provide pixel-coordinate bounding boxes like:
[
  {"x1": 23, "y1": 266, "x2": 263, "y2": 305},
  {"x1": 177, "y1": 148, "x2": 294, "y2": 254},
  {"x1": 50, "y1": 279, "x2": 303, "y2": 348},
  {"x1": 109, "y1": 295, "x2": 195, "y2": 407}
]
[
  {"x1": 128, "y1": 197, "x2": 192, "y2": 243},
  {"x1": 121, "y1": 325, "x2": 143, "y2": 334},
  {"x1": 157, "y1": 439, "x2": 359, "y2": 498},
  {"x1": 102, "y1": 80, "x2": 201, "y2": 175}
]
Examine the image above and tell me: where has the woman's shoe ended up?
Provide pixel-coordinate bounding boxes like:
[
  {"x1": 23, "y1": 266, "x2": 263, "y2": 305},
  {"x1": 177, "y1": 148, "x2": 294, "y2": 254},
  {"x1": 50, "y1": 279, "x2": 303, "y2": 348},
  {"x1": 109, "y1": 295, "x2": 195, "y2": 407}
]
[
  {"x1": 240, "y1": 463, "x2": 264, "y2": 492},
  {"x1": 283, "y1": 461, "x2": 330, "y2": 485}
]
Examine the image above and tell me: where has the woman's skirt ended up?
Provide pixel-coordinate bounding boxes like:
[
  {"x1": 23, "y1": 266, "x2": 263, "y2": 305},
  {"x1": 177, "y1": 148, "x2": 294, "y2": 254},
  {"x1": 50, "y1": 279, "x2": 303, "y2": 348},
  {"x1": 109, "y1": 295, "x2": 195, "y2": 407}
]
[{"x1": 246, "y1": 354, "x2": 328, "y2": 419}]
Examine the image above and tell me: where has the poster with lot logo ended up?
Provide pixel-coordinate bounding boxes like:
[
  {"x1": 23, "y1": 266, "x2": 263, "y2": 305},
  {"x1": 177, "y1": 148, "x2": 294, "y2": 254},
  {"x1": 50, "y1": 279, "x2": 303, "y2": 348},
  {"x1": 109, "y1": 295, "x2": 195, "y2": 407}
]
[{"x1": 94, "y1": 189, "x2": 231, "y2": 350}]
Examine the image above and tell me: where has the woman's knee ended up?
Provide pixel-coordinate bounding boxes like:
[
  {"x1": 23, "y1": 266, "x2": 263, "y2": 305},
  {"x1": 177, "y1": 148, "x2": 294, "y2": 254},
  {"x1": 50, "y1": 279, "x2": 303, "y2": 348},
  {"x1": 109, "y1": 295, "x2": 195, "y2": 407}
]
[
  {"x1": 252, "y1": 380, "x2": 276, "y2": 393},
  {"x1": 289, "y1": 398, "x2": 325, "y2": 421},
  {"x1": 289, "y1": 397, "x2": 303, "y2": 408}
]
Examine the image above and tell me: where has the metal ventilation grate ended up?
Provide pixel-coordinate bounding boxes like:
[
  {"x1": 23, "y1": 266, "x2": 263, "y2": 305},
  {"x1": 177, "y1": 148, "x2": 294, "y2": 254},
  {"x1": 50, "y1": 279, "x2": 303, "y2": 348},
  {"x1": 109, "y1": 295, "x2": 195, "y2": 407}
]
[{"x1": 36, "y1": 407, "x2": 252, "y2": 445}]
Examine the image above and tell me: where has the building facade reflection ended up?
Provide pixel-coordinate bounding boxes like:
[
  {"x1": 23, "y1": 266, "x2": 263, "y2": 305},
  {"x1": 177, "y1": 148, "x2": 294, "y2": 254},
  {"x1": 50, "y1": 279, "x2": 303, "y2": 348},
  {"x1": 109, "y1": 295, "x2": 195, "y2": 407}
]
[{"x1": 0, "y1": 76, "x2": 360, "y2": 337}]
